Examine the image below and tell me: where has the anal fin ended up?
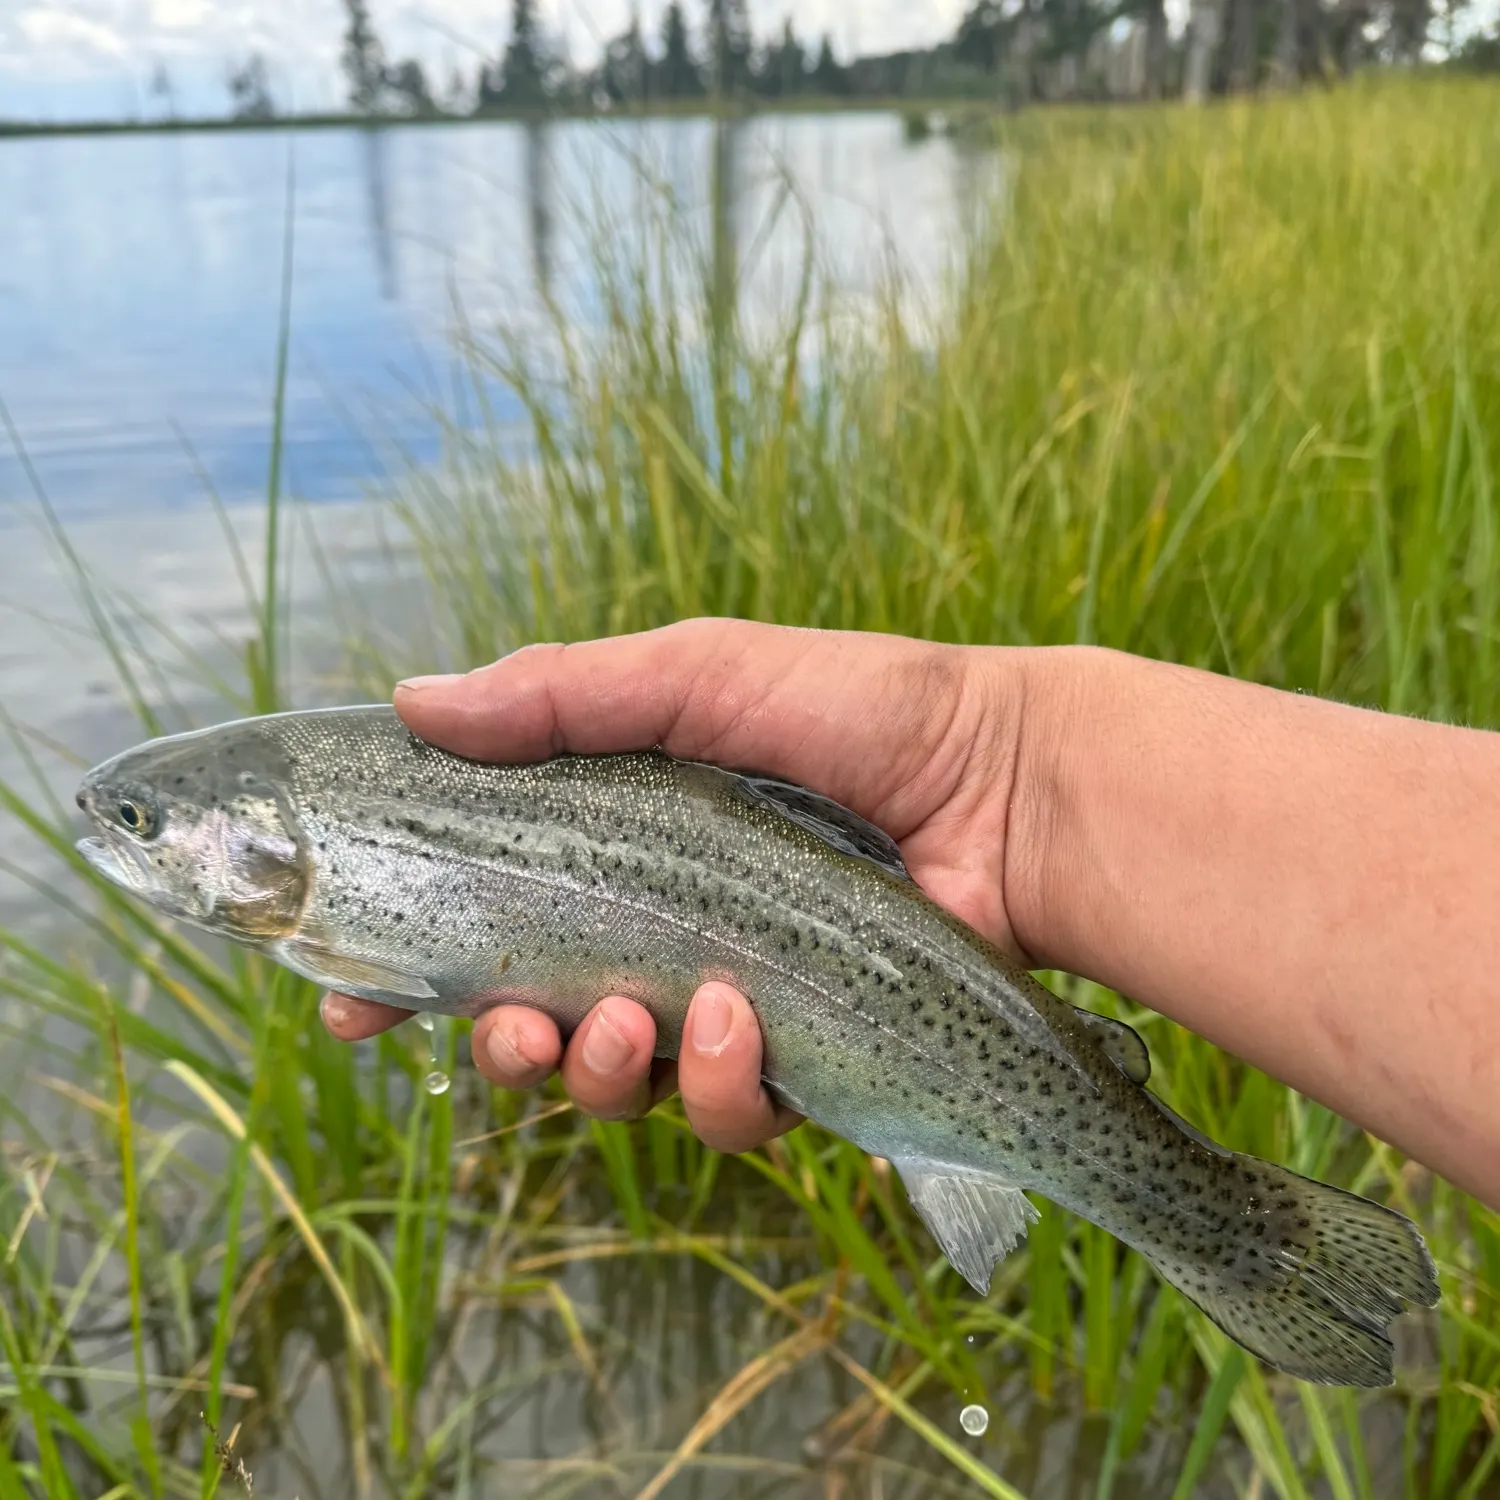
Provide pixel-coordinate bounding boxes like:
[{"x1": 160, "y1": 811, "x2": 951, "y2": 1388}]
[{"x1": 895, "y1": 1158, "x2": 1038, "y2": 1295}]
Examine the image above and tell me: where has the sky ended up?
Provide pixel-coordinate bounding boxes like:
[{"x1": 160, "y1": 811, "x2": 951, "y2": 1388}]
[{"x1": 0, "y1": 0, "x2": 975, "y2": 120}]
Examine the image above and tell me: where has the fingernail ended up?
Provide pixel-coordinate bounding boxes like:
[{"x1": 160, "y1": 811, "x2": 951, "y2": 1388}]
[
  {"x1": 321, "y1": 993, "x2": 352, "y2": 1028},
  {"x1": 396, "y1": 673, "x2": 463, "y2": 695},
  {"x1": 487, "y1": 1021, "x2": 540, "y2": 1074},
  {"x1": 691, "y1": 989, "x2": 734, "y2": 1055},
  {"x1": 580, "y1": 1009, "x2": 634, "y2": 1074}
]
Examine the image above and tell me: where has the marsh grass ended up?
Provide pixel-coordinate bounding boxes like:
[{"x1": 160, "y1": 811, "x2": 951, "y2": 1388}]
[{"x1": 3, "y1": 76, "x2": 1500, "y2": 1499}]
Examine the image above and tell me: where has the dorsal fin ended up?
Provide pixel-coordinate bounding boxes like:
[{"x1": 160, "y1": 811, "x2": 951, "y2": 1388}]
[
  {"x1": 1145, "y1": 1089, "x2": 1233, "y2": 1156},
  {"x1": 1072, "y1": 1009, "x2": 1151, "y2": 1084},
  {"x1": 729, "y1": 772, "x2": 911, "y2": 881}
]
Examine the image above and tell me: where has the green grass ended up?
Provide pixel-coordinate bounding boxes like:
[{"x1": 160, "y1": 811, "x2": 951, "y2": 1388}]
[{"x1": 3, "y1": 74, "x2": 1500, "y2": 1499}]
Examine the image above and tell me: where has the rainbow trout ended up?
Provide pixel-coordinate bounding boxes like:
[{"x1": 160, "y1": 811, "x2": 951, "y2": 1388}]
[{"x1": 75, "y1": 705, "x2": 1438, "y2": 1385}]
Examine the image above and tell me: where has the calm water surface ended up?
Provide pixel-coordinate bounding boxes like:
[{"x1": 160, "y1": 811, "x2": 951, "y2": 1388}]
[
  {"x1": 0, "y1": 114, "x2": 994, "y2": 521},
  {"x1": 0, "y1": 112, "x2": 999, "y2": 911}
]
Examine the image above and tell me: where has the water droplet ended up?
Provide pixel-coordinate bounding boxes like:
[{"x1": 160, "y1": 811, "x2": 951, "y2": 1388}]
[
  {"x1": 959, "y1": 1404, "x2": 989, "y2": 1437},
  {"x1": 966, "y1": 1334, "x2": 977, "y2": 1345},
  {"x1": 416, "y1": 1010, "x2": 439, "y2": 1065},
  {"x1": 424, "y1": 1070, "x2": 451, "y2": 1096}
]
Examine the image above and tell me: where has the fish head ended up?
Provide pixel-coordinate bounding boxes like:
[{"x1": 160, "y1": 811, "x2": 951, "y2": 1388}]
[{"x1": 75, "y1": 721, "x2": 308, "y2": 941}]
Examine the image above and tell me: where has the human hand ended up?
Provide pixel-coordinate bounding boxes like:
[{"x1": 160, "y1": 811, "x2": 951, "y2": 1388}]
[{"x1": 321, "y1": 618, "x2": 1042, "y2": 1148}]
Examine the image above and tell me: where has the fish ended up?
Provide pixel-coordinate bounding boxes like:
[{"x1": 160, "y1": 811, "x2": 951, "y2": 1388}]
[{"x1": 75, "y1": 704, "x2": 1439, "y2": 1386}]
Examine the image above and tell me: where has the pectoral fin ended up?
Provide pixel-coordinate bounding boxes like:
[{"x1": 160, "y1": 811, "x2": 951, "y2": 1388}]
[
  {"x1": 277, "y1": 937, "x2": 438, "y2": 1003},
  {"x1": 895, "y1": 1158, "x2": 1039, "y2": 1294}
]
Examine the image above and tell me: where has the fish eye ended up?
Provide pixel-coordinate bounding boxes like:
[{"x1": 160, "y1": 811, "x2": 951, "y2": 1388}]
[{"x1": 117, "y1": 798, "x2": 157, "y2": 837}]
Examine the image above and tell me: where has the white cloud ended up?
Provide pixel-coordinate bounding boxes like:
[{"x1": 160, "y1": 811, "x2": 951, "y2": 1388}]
[
  {"x1": 16, "y1": 5, "x2": 129, "y2": 58},
  {"x1": 150, "y1": 0, "x2": 208, "y2": 29}
]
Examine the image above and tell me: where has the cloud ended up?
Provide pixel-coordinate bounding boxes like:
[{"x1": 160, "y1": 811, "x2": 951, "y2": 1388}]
[
  {"x1": 151, "y1": 0, "x2": 208, "y2": 28},
  {"x1": 16, "y1": 5, "x2": 129, "y2": 58}
]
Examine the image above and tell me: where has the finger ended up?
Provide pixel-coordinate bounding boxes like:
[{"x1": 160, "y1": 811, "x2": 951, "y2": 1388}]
[
  {"x1": 320, "y1": 992, "x2": 414, "y2": 1041},
  {"x1": 472, "y1": 1006, "x2": 564, "y2": 1089},
  {"x1": 391, "y1": 620, "x2": 968, "y2": 838},
  {"x1": 678, "y1": 982, "x2": 802, "y2": 1153},
  {"x1": 559, "y1": 995, "x2": 657, "y2": 1121}
]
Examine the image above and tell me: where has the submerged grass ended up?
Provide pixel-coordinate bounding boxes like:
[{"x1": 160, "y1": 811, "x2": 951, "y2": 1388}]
[{"x1": 3, "y1": 75, "x2": 1500, "y2": 1498}]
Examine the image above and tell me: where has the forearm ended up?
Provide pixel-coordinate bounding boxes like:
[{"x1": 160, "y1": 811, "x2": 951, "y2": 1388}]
[{"x1": 1008, "y1": 646, "x2": 1500, "y2": 1206}]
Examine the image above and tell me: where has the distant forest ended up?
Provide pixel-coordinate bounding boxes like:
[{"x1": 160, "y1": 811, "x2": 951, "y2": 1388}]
[{"x1": 214, "y1": 0, "x2": 1498, "y2": 127}]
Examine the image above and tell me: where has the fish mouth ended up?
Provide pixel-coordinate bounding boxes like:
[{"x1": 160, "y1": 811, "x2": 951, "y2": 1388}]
[{"x1": 76, "y1": 833, "x2": 143, "y2": 893}]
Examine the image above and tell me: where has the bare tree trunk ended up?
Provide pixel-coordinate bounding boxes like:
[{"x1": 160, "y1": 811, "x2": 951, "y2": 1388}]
[
  {"x1": 1114, "y1": 21, "x2": 1148, "y2": 97},
  {"x1": 1142, "y1": 0, "x2": 1169, "y2": 96},
  {"x1": 1225, "y1": 0, "x2": 1260, "y2": 89},
  {"x1": 1330, "y1": 0, "x2": 1371, "y2": 71},
  {"x1": 1270, "y1": 0, "x2": 1299, "y2": 81},
  {"x1": 1184, "y1": 0, "x2": 1227, "y2": 99},
  {"x1": 1270, "y1": 0, "x2": 1324, "y2": 81},
  {"x1": 1014, "y1": 15, "x2": 1043, "y2": 104},
  {"x1": 1389, "y1": 0, "x2": 1432, "y2": 61}
]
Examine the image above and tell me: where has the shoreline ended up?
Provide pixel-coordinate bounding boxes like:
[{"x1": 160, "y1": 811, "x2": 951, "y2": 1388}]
[{"x1": 0, "y1": 95, "x2": 1007, "y2": 142}]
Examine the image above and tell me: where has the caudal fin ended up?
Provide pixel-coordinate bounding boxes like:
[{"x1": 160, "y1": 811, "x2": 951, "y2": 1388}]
[{"x1": 1150, "y1": 1161, "x2": 1439, "y2": 1386}]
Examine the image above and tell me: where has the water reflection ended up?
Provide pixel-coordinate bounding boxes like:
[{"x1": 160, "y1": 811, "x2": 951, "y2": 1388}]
[
  {"x1": 523, "y1": 121, "x2": 555, "y2": 296},
  {"x1": 0, "y1": 113, "x2": 1006, "y2": 938},
  {"x1": 711, "y1": 115, "x2": 746, "y2": 328},
  {"x1": 0, "y1": 114, "x2": 1001, "y2": 524},
  {"x1": 361, "y1": 126, "x2": 398, "y2": 301},
  {"x1": 205, "y1": 1162, "x2": 1208, "y2": 1499}
]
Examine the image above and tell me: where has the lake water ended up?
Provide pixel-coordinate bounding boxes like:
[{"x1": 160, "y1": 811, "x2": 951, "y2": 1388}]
[
  {"x1": 0, "y1": 113, "x2": 996, "y2": 524},
  {"x1": 0, "y1": 112, "x2": 1000, "y2": 922}
]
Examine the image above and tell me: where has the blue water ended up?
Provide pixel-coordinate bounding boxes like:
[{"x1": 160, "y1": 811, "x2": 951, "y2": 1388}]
[
  {"x1": 0, "y1": 111, "x2": 1001, "y2": 927},
  {"x1": 0, "y1": 114, "x2": 998, "y2": 521}
]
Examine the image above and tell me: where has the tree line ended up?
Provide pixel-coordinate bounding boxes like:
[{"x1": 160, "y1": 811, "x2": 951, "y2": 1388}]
[
  {"x1": 221, "y1": 0, "x2": 1498, "y2": 121},
  {"x1": 331, "y1": 0, "x2": 851, "y2": 117}
]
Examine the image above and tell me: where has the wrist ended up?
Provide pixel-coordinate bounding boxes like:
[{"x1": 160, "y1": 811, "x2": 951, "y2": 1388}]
[{"x1": 996, "y1": 644, "x2": 1141, "y2": 974}]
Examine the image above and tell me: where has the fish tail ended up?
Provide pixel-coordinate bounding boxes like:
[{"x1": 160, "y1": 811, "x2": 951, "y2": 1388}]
[{"x1": 1145, "y1": 1157, "x2": 1439, "y2": 1386}]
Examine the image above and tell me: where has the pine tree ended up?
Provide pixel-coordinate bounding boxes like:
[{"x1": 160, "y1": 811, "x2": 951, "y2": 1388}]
[
  {"x1": 226, "y1": 54, "x2": 275, "y2": 120},
  {"x1": 704, "y1": 0, "x2": 753, "y2": 95},
  {"x1": 445, "y1": 65, "x2": 469, "y2": 112},
  {"x1": 601, "y1": 12, "x2": 649, "y2": 103},
  {"x1": 781, "y1": 19, "x2": 806, "y2": 94},
  {"x1": 754, "y1": 18, "x2": 805, "y2": 96},
  {"x1": 388, "y1": 58, "x2": 435, "y2": 114},
  {"x1": 810, "y1": 33, "x2": 848, "y2": 94},
  {"x1": 341, "y1": 0, "x2": 388, "y2": 112},
  {"x1": 657, "y1": 2, "x2": 704, "y2": 96},
  {"x1": 148, "y1": 61, "x2": 178, "y2": 120},
  {"x1": 482, "y1": 0, "x2": 549, "y2": 108},
  {"x1": 954, "y1": 0, "x2": 1007, "y2": 71}
]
